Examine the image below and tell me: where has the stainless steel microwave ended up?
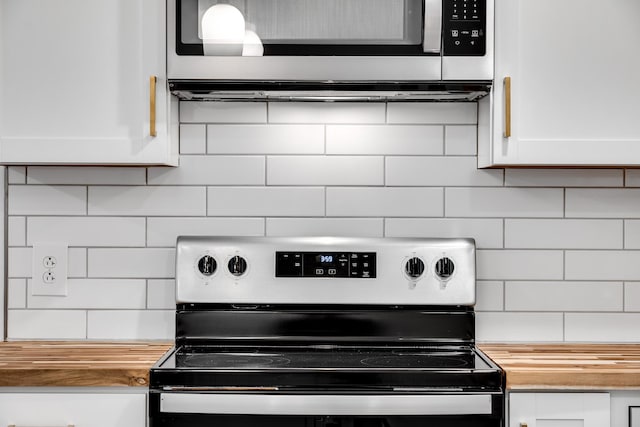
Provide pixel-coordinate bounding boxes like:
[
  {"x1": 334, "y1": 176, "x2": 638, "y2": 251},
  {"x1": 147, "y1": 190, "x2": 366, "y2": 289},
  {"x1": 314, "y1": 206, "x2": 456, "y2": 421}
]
[{"x1": 167, "y1": 0, "x2": 494, "y2": 101}]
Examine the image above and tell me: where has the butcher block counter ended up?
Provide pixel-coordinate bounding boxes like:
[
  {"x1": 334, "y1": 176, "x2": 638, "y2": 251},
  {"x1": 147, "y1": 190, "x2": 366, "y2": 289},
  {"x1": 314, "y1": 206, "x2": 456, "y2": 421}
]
[
  {"x1": 480, "y1": 344, "x2": 640, "y2": 390},
  {"x1": 0, "y1": 341, "x2": 171, "y2": 387}
]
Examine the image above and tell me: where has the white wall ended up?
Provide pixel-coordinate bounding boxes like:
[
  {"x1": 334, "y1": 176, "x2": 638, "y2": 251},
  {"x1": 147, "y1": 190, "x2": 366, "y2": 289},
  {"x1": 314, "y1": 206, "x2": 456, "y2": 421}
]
[{"x1": 5, "y1": 101, "x2": 640, "y2": 342}]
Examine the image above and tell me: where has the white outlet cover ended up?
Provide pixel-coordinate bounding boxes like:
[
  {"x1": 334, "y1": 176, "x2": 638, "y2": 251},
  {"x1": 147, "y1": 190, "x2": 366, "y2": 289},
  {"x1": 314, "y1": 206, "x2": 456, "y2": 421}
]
[{"x1": 31, "y1": 242, "x2": 68, "y2": 296}]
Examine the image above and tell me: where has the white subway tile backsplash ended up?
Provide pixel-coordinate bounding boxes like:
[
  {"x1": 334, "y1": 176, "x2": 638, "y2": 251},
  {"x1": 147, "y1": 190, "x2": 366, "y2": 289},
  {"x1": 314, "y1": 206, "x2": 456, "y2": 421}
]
[
  {"x1": 326, "y1": 125, "x2": 443, "y2": 155},
  {"x1": 27, "y1": 167, "x2": 146, "y2": 185},
  {"x1": 88, "y1": 248, "x2": 175, "y2": 278},
  {"x1": 8, "y1": 166, "x2": 26, "y2": 184},
  {"x1": 8, "y1": 310, "x2": 87, "y2": 340},
  {"x1": 87, "y1": 310, "x2": 174, "y2": 340},
  {"x1": 208, "y1": 124, "x2": 325, "y2": 154},
  {"x1": 444, "y1": 126, "x2": 477, "y2": 155},
  {"x1": 148, "y1": 156, "x2": 265, "y2": 185},
  {"x1": 69, "y1": 248, "x2": 88, "y2": 278},
  {"x1": 181, "y1": 101, "x2": 267, "y2": 123},
  {"x1": 446, "y1": 188, "x2": 564, "y2": 218},
  {"x1": 180, "y1": 124, "x2": 207, "y2": 154},
  {"x1": 565, "y1": 313, "x2": 640, "y2": 342},
  {"x1": 505, "y1": 219, "x2": 623, "y2": 249},
  {"x1": 27, "y1": 217, "x2": 146, "y2": 247},
  {"x1": 385, "y1": 218, "x2": 503, "y2": 249},
  {"x1": 625, "y1": 282, "x2": 640, "y2": 311},
  {"x1": 8, "y1": 216, "x2": 26, "y2": 246},
  {"x1": 8, "y1": 279, "x2": 26, "y2": 309},
  {"x1": 27, "y1": 279, "x2": 146, "y2": 309},
  {"x1": 7, "y1": 100, "x2": 640, "y2": 342},
  {"x1": 566, "y1": 251, "x2": 640, "y2": 280},
  {"x1": 505, "y1": 169, "x2": 623, "y2": 187},
  {"x1": 475, "y1": 281, "x2": 504, "y2": 311},
  {"x1": 505, "y1": 281, "x2": 623, "y2": 311},
  {"x1": 624, "y1": 220, "x2": 640, "y2": 249},
  {"x1": 387, "y1": 103, "x2": 477, "y2": 124},
  {"x1": 477, "y1": 250, "x2": 564, "y2": 280},
  {"x1": 208, "y1": 187, "x2": 324, "y2": 217},
  {"x1": 266, "y1": 218, "x2": 383, "y2": 237},
  {"x1": 566, "y1": 189, "x2": 640, "y2": 218},
  {"x1": 326, "y1": 188, "x2": 443, "y2": 217},
  {"x1": 88, "y1": 186, "x2": 206, "y2": 216},
  {"x1": 148, "y1": 217, "x2": 265, "y2": 247},
  {"x1": 386, "y1": 157, "x2": 503, "y2": 187},
  {"x1": 476, "y1": 312, "x2": 564, "y2": 342},
  {"x1": 148, "y1": 280, "x2": 176, "y2": 309},
  {"x1": 269, "y1": 103, "x2": 386, "y2": 124},
  {"x1": 268, "y1": 156, "x2": 383, "y2": 186},
  {"x1": 9, "y1": 185, "x2": 86, "y2": 215},
  {"x1": 8, "y1": 248, "x2": 29, "y2": 278}
]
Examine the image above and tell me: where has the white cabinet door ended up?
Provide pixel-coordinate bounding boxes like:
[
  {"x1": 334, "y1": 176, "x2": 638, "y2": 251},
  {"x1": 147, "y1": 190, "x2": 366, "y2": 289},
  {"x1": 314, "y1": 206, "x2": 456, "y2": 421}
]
[
  {"x1": 483, "y1": 0, "x2": 640, "y2": 167},
  {"x1": 0, "y1": 0, "x2": 178, "y2": 165},
  {"x1": 510, "y1": 393, "x2": 610, "y2": 427},
  {"x1": 0, "y1": 393, "x2": 146, "y2": 427}
]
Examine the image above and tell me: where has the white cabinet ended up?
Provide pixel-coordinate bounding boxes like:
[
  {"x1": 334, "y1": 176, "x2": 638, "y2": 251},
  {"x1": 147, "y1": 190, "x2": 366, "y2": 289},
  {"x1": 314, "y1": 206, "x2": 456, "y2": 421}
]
[
  {"x1": 480, "y1": 0, "x2": 640, "y2": 167},
  {"x1": 509, "y1": 392, "x2": 610, "y2": 427},
  {"x1": 0, "y1": 391, "x2": 146, "y2": 427},
  {"x1": 0, "y1": 0, "x2": 178, "y2": 165}
]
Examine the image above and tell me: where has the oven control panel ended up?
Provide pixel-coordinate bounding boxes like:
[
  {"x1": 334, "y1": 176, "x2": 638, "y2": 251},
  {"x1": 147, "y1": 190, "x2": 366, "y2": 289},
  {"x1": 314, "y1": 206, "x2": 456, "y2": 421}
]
[
  {"x1": 276, "y1": 252, "x2": 376, "y2": 278},
  {"x1": 176, "y1": 237, "x2": 476, "y2": 305}
]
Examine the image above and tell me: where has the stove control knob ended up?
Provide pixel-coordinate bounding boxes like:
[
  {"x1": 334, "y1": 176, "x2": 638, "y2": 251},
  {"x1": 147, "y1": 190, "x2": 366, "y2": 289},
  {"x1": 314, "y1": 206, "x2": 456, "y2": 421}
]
[
  {"x1": 197, "y1": 255, "x2": 217, "y2": 276},
  {"x1": 405, "y1": 257, "x2": 425, "y2": 279},
  {"x1": 228, "y1": 255, "x2": 248, "y2": 276},
  {"x1": 435, "y1": 257, "x2": 455, "y2": 280}
]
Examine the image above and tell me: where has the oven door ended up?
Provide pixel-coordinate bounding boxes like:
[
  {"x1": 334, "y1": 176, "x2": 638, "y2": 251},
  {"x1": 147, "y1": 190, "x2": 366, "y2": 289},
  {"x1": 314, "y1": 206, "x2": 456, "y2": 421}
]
[{"x1": 150, "y1": 392, "x2": 504, "y2": 427}]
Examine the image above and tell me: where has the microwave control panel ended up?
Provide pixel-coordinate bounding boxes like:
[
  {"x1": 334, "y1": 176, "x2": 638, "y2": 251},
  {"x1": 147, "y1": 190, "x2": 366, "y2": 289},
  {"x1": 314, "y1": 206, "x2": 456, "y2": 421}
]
[{"x1": 442, "y1": 0, "x2": 486, "y2": 56}]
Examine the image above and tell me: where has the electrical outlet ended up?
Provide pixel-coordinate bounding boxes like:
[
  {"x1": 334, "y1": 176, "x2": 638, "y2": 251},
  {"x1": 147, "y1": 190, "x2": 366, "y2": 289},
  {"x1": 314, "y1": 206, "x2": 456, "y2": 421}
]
[{"x1": 32, "y1": 242, "x2": 68, "y2": 296}]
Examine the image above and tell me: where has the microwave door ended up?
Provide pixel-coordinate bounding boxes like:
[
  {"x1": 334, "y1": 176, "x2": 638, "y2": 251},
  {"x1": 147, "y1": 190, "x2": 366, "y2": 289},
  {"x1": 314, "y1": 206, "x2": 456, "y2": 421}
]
[
  {"x1": 168, "y1": 0, "x2": 443, "y2": 81},
  {"x1": 177, "y1": 0, "x2": 434, "y2": 56}
]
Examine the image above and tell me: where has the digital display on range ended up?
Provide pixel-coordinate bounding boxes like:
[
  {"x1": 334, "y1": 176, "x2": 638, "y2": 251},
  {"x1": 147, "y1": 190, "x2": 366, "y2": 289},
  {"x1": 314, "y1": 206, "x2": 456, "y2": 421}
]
[
  {"x1": 316, "y1": 255, "x2": 334, "y2": 264},
  {"x1": 276, "y1": 251, "x2": 376, "y2": 278}
]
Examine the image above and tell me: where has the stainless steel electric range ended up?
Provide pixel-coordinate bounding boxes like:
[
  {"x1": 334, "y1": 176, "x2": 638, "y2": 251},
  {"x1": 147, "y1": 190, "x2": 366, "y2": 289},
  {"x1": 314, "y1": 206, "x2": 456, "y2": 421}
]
[{"x1": 150, "y1": 237, "x2": 504, "y2": 427}]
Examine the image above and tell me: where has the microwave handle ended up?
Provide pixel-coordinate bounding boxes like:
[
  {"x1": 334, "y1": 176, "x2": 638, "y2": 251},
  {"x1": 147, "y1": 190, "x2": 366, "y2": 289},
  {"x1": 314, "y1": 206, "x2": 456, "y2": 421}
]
[{"x1": 423, "y1": 0, "x2": 443, "y2": 53}]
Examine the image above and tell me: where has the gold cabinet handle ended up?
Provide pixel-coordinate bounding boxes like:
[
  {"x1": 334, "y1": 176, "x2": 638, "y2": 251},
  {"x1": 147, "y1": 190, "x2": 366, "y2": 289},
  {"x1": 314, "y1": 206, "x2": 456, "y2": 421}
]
[
  {"x1": 150, "y1": 75, "x2": 157, "y2": 137},
  {"x1": 503, "y1": 76, "x2": 512, "y2": 138},
  {"x1": 520, "y1": 423, "x2": 528, "y2": 427}
]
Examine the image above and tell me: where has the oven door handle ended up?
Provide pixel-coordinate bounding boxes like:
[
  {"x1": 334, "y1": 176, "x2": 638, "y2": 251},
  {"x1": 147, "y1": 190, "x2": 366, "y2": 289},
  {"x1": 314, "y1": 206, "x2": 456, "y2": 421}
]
[{"x1": 160, "y1": 393, "x2": 493, "y2": 416}]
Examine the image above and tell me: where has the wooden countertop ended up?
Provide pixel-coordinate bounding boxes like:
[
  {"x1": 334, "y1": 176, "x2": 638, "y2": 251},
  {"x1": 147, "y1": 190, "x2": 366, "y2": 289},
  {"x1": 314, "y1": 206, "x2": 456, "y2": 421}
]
[
  {"x1": 480, "y1": 344, "x2": 640, "y2": 390},
  {"x1": 0, "y1": 341, "x2": 172, "y2": 387}
]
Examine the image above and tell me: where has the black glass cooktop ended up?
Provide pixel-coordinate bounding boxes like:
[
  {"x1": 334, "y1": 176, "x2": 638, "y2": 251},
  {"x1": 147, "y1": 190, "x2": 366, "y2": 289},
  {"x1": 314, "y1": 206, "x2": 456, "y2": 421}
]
[
  {"x1": 150, "y1": 345, "x2": 503, "y2": 391},
  {"x1": 173, "y1": 347, "x2": 480, "y2": 370}
]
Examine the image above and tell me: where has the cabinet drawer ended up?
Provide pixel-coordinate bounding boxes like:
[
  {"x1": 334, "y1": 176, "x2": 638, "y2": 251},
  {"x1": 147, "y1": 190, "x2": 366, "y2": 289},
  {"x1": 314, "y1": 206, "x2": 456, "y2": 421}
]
[
  {"x1": 509, "y1": 392, "x2": 610, "y2": 427},
  {"x1": 0, "y1": 393, "x2": 146, "y2": 427}
]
